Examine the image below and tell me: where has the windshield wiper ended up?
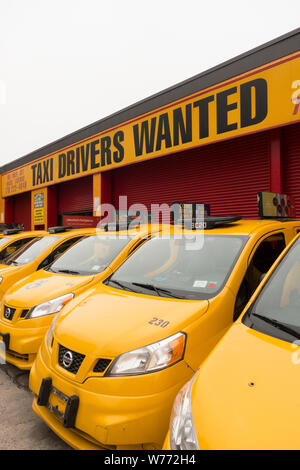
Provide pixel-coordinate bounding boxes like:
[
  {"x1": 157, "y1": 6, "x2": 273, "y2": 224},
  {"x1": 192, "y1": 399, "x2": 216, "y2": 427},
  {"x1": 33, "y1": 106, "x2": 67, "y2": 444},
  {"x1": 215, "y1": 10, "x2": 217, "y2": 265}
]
[
  {"x1": 249, "y1": 312, "x2": 300, "y2": 340},
  {"x1": 108, "y1": 279, "x2": 138, "y2": 293},
  {"x1": 131, "y1": 282, "x2": 183, "y2": 299},
  {"x1": 56, "y1": 269, "x2": 80, "y2": 275},
  {"x1": 6, "y1": 260, "x2": 19, "y2": 266}
]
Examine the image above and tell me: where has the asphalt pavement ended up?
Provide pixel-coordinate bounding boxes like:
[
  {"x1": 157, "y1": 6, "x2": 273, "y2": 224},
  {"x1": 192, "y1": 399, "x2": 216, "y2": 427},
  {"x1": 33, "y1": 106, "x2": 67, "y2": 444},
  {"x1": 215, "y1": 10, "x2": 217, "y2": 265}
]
[{"x1": 0, "y1": 363, "x2": 70, "y2": 450}]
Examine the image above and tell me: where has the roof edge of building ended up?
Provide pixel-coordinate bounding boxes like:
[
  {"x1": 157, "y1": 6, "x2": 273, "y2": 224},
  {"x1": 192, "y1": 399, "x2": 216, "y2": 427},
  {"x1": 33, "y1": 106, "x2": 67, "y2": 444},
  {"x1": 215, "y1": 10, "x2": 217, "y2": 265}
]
[{"x1": 1, "y1": 27, "x2": 300, "y2": 175}]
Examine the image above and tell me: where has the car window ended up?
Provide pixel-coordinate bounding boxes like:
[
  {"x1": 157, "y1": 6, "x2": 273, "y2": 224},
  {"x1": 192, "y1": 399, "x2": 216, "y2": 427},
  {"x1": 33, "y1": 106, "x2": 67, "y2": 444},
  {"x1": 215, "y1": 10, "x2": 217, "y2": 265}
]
[
  {"x1": 47, "y1": 235, "x2": 134, "y2": 275},
  {"x1": 234, "y1": 233, "x2": 286, "y2": 319},
  {"x1": 243, "y1": 237, "x2": 300, "y2": 343},
  {"x1": 0, "y1": 237, "x2": 35, "y2": 262},
  {"x1": 5, "y1": 236, "x2": 61, "y2": 266},
  {"x1": 37, "y1": 237, "x2": 83, "y2": 270},
  {"x1": 0, "y1": 238, "x2": 10, "y2": 248},
  {"x1": 107, "y1": 235, "x2": 248, "y2": 300},
  {"x1": 0, "y1": 238, "x2": 10, "y2": 260}
]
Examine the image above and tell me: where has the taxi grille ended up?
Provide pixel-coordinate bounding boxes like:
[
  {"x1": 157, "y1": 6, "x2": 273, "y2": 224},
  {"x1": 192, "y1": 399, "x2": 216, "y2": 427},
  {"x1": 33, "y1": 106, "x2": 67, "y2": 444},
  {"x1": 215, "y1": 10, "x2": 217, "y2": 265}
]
[
  {"x1": 3, "y1": 306, "x2": 16, "y2": 321},
  {"x1": 93, "y1": 358, "x2": 111, "y2": 373},
  {"x1": 58, "y1": 345, "x2": 85, "y2": 374}
]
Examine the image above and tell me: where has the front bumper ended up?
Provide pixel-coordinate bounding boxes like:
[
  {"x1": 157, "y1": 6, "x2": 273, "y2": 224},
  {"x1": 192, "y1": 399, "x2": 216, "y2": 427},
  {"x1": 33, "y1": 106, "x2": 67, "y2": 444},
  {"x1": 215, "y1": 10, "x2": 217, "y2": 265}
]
[
  {"x1": 30, "y1": 342, "x2": 193, "y2": 450},
  {"x1": 0, "y1": 321, "x2": 48, "y2": 370}
]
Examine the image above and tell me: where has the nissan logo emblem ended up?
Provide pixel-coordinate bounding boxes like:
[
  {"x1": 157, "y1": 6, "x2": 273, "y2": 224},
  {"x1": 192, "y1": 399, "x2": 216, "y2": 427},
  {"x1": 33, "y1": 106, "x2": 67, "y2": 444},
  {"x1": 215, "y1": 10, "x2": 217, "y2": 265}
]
[{"x1": 62, "y1": 351, "x2": 73, "y2": 368}]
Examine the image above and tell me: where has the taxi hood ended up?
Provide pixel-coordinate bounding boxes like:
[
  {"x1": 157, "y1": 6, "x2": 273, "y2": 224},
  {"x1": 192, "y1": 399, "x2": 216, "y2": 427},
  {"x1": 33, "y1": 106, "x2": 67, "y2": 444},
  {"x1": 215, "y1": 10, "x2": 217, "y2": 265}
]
[
  {"x1": 192, "y1": 322, "x2": 300, "y2": 450},
  {"x1": 3, "y1": 269, "x2": 105, "y2": 308},
  {"x1": 55, "y1": 284, "x2": 209, "y2": 357}
]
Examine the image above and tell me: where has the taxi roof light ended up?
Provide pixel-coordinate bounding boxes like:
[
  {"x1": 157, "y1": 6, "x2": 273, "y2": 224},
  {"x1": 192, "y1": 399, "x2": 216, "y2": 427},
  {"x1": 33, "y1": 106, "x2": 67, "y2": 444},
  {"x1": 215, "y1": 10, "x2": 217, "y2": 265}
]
[
  {"x1": 3, "y1": 228, "x2": 24, "y2": 235},
  {"x1": 175, "y1": 215, "x2": 242, "y2": 230},
  {"x1": 100, "y1": 221, "x2": 141, "y2": 232},
  {"x1": 47, "y1": 226, "x2": 73, "y2": 234},
  {"x1": 0, "y1": 223, "x2": 24, "y2": 233},
  {"x1": 257, "y1": 191, "x2": 296, "y2": 219}
]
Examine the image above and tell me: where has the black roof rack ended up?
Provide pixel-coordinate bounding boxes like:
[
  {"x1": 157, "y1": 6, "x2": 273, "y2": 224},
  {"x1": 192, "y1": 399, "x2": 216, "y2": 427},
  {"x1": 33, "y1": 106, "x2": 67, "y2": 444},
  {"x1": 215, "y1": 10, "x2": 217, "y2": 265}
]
[
  {"x1": 48, "y1": 226, "x2": 73, "y2": 234},
  {"x1": 0, "y1": 223, "x2": 24, "y2": 233},
  {"x1": 3, "y1": 228, "x2": 24, "y2": 235},
  {"x1": 100, "y1": 221, "x2": 141, "y2": 232},
  {"x1": 176, "y1": 215, "x2": 242, "y2": 230}
]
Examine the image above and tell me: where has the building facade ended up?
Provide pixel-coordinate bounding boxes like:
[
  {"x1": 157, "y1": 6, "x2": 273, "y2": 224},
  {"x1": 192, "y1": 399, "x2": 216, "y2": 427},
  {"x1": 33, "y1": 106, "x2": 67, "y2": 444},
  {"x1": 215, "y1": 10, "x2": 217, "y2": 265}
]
[{"x1": 1, "y1": 28, "x2": 300, "y2": 230}]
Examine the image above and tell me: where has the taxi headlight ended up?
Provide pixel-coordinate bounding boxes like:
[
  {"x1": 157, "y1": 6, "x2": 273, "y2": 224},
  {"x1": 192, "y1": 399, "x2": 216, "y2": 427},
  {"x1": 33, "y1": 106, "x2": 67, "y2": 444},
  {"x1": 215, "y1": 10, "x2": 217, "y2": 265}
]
[
  {"x1": 0, "y1": 277, "x2": 3, "y2": 284},
  {"x1": 27, "y1": 293, "x2": 74, "y2": 319},
  {"x1": 169, "y1": 377, "x2": 199, "y2": 450},
  {"x1": 106, "y1": 332, "x2": 186, "y2": 376}
]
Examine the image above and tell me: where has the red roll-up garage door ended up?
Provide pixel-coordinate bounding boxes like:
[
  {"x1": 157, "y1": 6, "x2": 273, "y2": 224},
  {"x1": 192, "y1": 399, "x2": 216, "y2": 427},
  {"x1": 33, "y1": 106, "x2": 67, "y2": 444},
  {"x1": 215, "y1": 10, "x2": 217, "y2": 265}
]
[
  {"x1": 10, "y1": 192, "x2": 31, "y2": 231},
  {"x1": 58, "y1": 175, "x2": 93, "y2": 215},
  {"x1": 283, "y1": 123, "x2": 300, "y2": 217},
  {"x1": 112, "y1": 131, "x2": 270, "y2": 219}
]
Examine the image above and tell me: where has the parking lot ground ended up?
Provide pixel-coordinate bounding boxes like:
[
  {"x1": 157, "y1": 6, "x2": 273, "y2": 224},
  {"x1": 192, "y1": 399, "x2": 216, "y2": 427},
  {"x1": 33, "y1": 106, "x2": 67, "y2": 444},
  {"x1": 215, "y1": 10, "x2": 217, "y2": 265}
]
[{"x1": 0, "y1": 363, "x2": 70, "y2": 450}]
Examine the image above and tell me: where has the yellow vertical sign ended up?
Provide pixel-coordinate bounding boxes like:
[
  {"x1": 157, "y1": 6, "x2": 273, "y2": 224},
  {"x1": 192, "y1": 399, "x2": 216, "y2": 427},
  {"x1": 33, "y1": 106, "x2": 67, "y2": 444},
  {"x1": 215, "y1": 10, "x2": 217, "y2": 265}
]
[{"x1": 32, "y1": 188, "x2": 47, "y2": 228}]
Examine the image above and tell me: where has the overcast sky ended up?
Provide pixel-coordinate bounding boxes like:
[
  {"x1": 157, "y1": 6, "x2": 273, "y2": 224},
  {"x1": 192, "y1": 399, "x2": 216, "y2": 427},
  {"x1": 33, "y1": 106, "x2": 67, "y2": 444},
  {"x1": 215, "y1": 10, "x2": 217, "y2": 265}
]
[{"x1": 0, "y1": 0, "x2": 299, "y2": 166}]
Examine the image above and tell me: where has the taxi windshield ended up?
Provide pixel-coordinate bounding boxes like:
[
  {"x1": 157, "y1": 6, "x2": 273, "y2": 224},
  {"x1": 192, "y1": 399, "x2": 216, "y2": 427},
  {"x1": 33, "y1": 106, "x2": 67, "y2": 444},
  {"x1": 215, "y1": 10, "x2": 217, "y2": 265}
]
[
  {"x1": 5, "y1": 236, "x2": 61, "y2": 266},
  {"x1": 107, "y1": 235, "x2": 247, "y2": 300},
  {"x1": 48, "y1": 235, "x2": 134, "y2": 275},
  {"x1": 244, "y1": 237, "x2": 300, "y2": 343},
  {"x1": 0, "y1": 237, "x2": 9, "y2": 247}
]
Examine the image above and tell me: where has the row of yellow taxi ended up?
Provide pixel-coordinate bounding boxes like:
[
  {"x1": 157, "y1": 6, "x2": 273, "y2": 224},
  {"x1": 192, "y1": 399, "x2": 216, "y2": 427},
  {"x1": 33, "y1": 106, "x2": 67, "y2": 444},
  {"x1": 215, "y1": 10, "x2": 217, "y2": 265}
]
[{"x1": 0, "y1": 217, "x2": 300, "y2": 450}]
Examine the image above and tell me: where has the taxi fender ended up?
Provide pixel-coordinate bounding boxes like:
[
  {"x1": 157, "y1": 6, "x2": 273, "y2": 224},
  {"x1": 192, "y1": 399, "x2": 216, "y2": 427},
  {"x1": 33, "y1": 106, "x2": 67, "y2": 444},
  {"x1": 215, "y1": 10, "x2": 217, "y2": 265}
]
[{"x1": 183, "y1": 287, "x2": 236, "y2": 371}]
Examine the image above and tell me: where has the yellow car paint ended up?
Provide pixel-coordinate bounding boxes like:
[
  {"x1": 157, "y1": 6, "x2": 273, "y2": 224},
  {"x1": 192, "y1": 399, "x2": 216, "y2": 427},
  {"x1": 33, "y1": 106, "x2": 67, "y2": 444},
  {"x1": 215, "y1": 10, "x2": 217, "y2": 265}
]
[
  {"x1": 0, "y1": 226, "x2": 154, "y2": 370},
  {"x1": 29, "y1": 219, "x2": 300, "y2": 449},
  {"x1": 0, "y1": 229, "x2": 90, "y2": 299},
  {"x1": 164, "y1": 232, "x2": 300, "y2": 450}
]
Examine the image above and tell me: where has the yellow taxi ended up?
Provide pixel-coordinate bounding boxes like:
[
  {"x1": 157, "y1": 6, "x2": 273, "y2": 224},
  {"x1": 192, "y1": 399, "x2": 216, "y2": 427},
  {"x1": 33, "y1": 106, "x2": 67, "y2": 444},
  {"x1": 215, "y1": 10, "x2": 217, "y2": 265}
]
[
  {"x1": 164, "y1": 231, "x2": 300, "y2": 450},
  {"x1": 29, "y1": 217, "x2": 300, "y2": 450},
  {"x1": 0, "y1": 224, "x2": 153, "y2": 370},
  {"x1": 0, "y1": 228, "x2": 46, "y2": 266},
  {"x1": 0, "y1": 226, "x2": 92, "y2": 301}
]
